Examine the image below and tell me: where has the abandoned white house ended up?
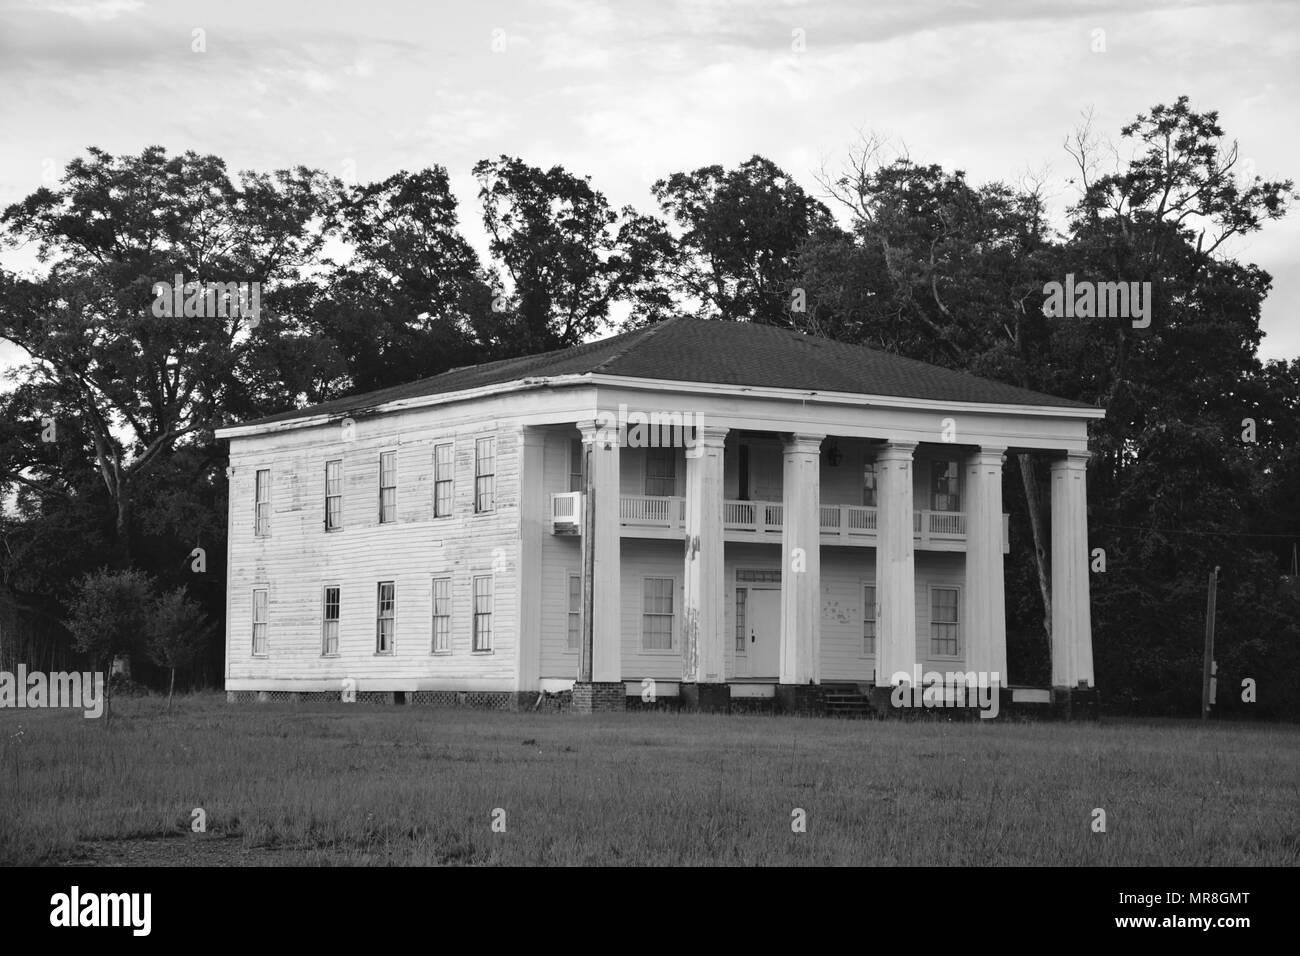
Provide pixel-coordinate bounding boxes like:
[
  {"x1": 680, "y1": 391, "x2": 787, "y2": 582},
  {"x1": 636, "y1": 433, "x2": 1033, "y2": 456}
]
[{"x1": 215, "y1": 317, "x2": 1104, "y2": 714}]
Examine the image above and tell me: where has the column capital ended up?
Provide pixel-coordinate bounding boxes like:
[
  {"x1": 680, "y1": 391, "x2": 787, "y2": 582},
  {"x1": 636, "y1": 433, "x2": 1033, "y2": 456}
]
[
  {"x1": 967, "y1": 445, "x2": 1007, "y2": 466},
  {"x1": 577, "y1": 417, "x2": 617, "y2": 448},
  {"x1": 874, "y1": 440, "x2": 918, "y2": 463},
  {"x1": 1051, "y1": 450, "x2": 1092, "y2": 470},
  {"x1": 782, "y1": 432, "x2": 825, "y2": 455},
  {"x1": 685, "y1": 425, "x2": 729, "y2": 457}
]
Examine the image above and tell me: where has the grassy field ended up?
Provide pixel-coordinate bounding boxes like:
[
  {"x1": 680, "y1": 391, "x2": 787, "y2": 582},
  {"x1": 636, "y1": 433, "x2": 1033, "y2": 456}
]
[{"x1": 1, "y1": 693, "x2": 1297, "y2": 866}]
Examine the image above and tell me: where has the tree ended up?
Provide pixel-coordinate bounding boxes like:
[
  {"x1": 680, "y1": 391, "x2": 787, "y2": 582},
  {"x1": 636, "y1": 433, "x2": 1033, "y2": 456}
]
[
  {"x1": 146, "y1": 586, "x2": 215, "y2": 711},
  {"x1": 0, "y1": 146, "x2": 339, "y2": 568},
  {"x1": 652, "y1": 155, "x2": 838, "y2": 325},
  {"x1": 63, "y1": 568, "x2": 154, "y2": 722}
]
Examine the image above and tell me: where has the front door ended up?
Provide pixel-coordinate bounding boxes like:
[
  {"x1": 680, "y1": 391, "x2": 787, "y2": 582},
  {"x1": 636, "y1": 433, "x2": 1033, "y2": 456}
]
[{"x1": 746, "y1": 588, "x2": 781, "y2": 677}]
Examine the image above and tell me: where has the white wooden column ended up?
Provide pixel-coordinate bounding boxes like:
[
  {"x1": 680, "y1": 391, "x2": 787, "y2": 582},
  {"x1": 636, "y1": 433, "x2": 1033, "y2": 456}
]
[
  {"x1": 964, "y1": 445, "x2": 1007, "y2": 686},
  {"x1": 875, "y1": 441, "x2": 918, "y2": 685},
  {"x1": 779, "y1": 433, "x2": 824, "y2": 685},
  {"x1": 682, "y1": 426, "x2": 729, "y2": 684},
  {"x1": 514, "y1": 427, "x2": 545, "y2": 696},
  {"x1": 579, "y1": 418, "x2": 622, "y2": 684},
  {"x1": 1050, "y1": 451, "x2": 1094, "y2": 688}
]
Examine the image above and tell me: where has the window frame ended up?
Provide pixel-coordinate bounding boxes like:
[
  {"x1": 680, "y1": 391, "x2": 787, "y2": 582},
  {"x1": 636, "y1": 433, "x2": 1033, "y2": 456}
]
[
  {"x1": 431, "y1": 575, "x2": 452, "y2": 654},
  {"x1": 929, "y1": 585, "x2": 961, "y2": 658},
  {"x1": 321, "y1": 585, "x2": 341, "y2": 656},
  {"x1": 252, "y1": 587, "x2": 268, "y2": 656},
  {"x1": 324, "y1": 459, "x2": 343, "y2": 532},
  {"x1": 472, "y1": 574, "x2": 494, "y2": 653},
  {"x1": 569, "y1": 438, "x2": 585, "y2": 494},
  {"x1": 378, "y1": 451, "x2": 397, "y2": 524},
  {"x1": 433, "y1": 442, "x2": 454, "y2": 518},
  {"x1": 930, "y1": 459, "x2": 961, "y2": 513},
  {"x1": 862, "y1": 583, "x2": 877, "y2": 657},
  {"x1": 474, "y1": 436, "x2": 496, "y2": 514},
  {"x1": 640, "y1": 576, "x2": 677, "y2": 653},
  {"x1": 565, "y1": 571, "x2": 582, "y2": 652},
  {"x1": 862, "y1": 458, "x2": 878, "y2": 508},
  {"x1": 644, "y1": 446, "x2": 677, "y2": 498},
  {"x1": 254, "y1": 468, "x2": 271, "y2": 537},
  {"x1": 375, "y1": 581, "x2": 395, "y2": 655}
]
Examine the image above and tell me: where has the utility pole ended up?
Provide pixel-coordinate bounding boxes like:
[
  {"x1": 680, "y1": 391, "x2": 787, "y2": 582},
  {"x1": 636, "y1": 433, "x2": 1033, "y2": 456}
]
[{"x1": 1201, "y1": 566, "x2": 1218, "y2": 720}]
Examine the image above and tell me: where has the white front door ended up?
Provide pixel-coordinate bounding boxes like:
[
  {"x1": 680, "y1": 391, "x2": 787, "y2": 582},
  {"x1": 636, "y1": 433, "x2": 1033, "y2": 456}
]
[{"x1": 746, "y1": 588, "x2": 781, "y2": 677}]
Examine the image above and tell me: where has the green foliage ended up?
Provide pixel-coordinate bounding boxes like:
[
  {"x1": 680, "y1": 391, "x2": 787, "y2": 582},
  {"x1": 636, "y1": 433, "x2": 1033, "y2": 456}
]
[{"x1": 63, "y1": 568, "x2": 154, "y2": 671}]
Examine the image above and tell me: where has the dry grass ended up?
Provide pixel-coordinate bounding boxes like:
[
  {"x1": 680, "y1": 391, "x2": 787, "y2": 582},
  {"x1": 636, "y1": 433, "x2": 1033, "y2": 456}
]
[{"x1": 1, "y1": 693, "x2": 1297, "y2": 865}]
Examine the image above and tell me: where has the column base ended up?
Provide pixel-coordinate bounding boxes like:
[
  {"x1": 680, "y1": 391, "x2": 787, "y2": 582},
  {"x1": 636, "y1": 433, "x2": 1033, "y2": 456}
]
[
  {"x1": 775, "y1": 683, "x2": 825, "y2": 716},
  {"x1": 680, "y1": 682, "x2": 731, "y2": 713},
  {"x1": 571, "y1": 681, "x2": 626, "y2": 714}
]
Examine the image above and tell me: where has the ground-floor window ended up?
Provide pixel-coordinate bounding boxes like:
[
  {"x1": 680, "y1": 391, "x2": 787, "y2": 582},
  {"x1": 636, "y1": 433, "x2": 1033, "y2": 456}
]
[
  {"x1": 735, "y1": 587, "x2": 747, "y2": 653},
  {"x1": 376, "y1": 581, "x2": 395, "y2": 654},
  {"x1": 432, "y1": 577, "x2": 451, "y2": 653},
  {"x1": 322, "y1": 586, "x2": 340, "y2": 655},
  {"x1": 566, "y1": 572, "x2": 581, "y2": 650},
  {"x1": 863, "y1": 584, "x2": 876, "y2": 655},
  {"x1": 931, "y1": 586, "x2": 959, "y2": 656},
  {"x1": 472, "y1": 575, "x2": 494, "y2": 651},
  {"x1": 642, "y1": 577, "x2": 674, "y2": 650},
  {"x1": 252, "y1": 588, "x2": 268, "y2": 655}
]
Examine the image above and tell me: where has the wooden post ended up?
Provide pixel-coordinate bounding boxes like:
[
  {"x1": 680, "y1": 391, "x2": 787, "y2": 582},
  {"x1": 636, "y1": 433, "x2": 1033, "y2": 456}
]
[
  {"x1": 1201, "y1": 567, "x2": 1218, "y2": 719},
  {"x1": 580, "y1": 445, "x2": 595, "y2": 684}
]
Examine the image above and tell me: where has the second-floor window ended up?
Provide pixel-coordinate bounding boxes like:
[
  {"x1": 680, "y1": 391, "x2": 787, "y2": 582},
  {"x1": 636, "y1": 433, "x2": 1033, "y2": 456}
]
[
  {"x1": 475, "y1": 437, "x2": 495, "y2": 512},
  {"x1": 569, "y1": 438, "x2": 584, "y2": 493},
  {"x1": 434, "y1": 443, "x2": 454, "y2": 517},
  {"x1": 645, "y1": 447, "x2": 676, "y2": 497},
  {"x1": 325, "y1": 459, "x2": 342, "y2": 531},
  {"x1": 931, "y1": 460, "x2": 960, "y2": 512},
  {"x1": 254, "y1": 469, "x2": 271, "y2": 536},
  {"x1": 379, "y1": 452, "x2": 397, "y2": 523},
  {"x1": 863, "y1": 461, "x2": 877, "y2": 507}
]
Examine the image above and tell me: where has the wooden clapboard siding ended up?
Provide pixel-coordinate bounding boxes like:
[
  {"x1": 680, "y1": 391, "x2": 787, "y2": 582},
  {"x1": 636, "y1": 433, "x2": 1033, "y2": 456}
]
[{"x1": 226, "y1": 407, "x2": 524, "y2": 691}]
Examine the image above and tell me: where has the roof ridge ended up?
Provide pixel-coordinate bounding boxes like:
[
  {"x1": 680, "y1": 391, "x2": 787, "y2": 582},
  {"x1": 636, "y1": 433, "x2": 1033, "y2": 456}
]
[{"x1": 589, "y1": 315, "x2": 680, "y2": 374}]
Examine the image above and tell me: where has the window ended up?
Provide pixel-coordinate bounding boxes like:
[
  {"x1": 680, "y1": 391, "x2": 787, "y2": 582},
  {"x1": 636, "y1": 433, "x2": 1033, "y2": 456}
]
[
  {"x1": 379, "y1": 452, "x2": 397, "y2": 523},
  {"x1": 642, "y1": 577, "x2": 675, "y2": 651},
  {"x1": 931, "y1": 587, "x2": 959, "y2": 656},
  {"x1": 862, "y1": 461, "x2": 877, "y2": 507},
  {"x1": 566, "y1": 572, "x2": 581, "y2": 650},
  {"x1": 735, "y1": 587, "x2": 747, "y2": 654},
  {"x1": 434, "y1": 443, "x2": 454, "y2": 518},
  {"x1": 863, "y1": 585, "x2": 876, "y2": 655},
  {"x1": 475, "y1": 437, "x2": 495, "y2": 513},
  {"x1": 376, "y1": 581, "x2": 395, "y2": 653},
  {"x1": 322, "y1": 586, "x2": 340, "y2": 655},
  {"x1": 645, "y1": 447, "x2": 676, "y2": 497},
  {"x1": 252, "y1": 588, "x2": 268, "y2": 655},
  {"x1": 931, "y1": 460, "x2": 960, "y2": 512},
  {"x1": 432, "y1": 577, "x2": 451, "y2": 653},
  {"x1": 325, "y1": 460, "x2": 342, "y2": 531},
  {"x1": 254, "y1": 469, "x2": 270, "y2": 536},
  {"x1": 569, "y1": 439, "x2": 584, "y2": 493},
  {"x1": 472, "y1": 575, "x2": 493, "y2": 651}
]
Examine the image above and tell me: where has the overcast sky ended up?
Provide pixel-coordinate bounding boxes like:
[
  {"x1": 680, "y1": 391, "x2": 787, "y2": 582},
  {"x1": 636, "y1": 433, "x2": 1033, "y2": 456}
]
[{"x1": 1, "y1": 0, "x2": 1297, "y2": 363}]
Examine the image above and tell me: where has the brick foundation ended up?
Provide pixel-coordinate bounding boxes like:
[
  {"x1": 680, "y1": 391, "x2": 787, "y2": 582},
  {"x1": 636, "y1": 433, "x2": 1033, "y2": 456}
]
[
  {"x1": 680, "y1": 682, "x2": 731, "y2": 713},
  {"x1": 571, "y1": 681, "x2": 626, "y2": 713},
  {"x1": 775, "y1": 683, "x2": 825, "y2": 716},
  {"x1": 1051, "y1": 686, "x2": 1100, "y2": 721}
]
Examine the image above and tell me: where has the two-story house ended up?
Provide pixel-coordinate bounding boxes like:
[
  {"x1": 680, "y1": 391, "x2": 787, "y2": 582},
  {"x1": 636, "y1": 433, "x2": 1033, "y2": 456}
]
[{"x1": 215, "y1": 317, "x2": 1104, "y2": 713}]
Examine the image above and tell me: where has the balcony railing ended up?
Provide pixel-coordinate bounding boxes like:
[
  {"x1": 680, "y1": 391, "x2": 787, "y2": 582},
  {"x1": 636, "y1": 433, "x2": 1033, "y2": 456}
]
[{"x1": 552, "y1": 493, "x2": 1009, "y2": 550}]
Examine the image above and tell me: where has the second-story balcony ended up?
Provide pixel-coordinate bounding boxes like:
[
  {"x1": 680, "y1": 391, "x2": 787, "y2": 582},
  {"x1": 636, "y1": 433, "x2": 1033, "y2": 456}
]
[{"x1": 551, "y1": 493, "x2": 1010, "y2": 553}]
